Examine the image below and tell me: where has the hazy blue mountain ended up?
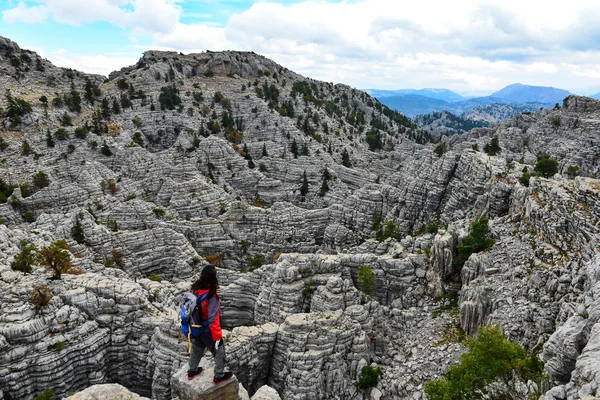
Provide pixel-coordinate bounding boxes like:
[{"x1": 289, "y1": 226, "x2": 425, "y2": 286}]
[
  {"x1": 367, "y1": 88, "x2": 466, "y2": 102},
  {"x1": 490, "y1": 83, "x2": 571, "y2": 104},
  {"x1": 592, "y1": 93, "x2": 600, "y2": 100},
  {"x1": 377, "y1": 95, "x2": 453, "y2": 117},
  {"x1": 378, "y1": 95, "x2": 512, "y2": 117}
]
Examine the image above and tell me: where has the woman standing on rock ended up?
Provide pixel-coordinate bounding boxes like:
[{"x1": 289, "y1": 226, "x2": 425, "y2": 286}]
[{"x1": 187, "y1": 264, "x2": 233, "y2": 384}]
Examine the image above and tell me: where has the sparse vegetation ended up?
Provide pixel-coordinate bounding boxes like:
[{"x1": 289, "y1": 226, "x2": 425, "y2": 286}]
[
  {"x1": 11, "y1": 240, "x2": 38, "y2": 273},
  {"x1": 357, "y1": 264, "x2": 375, "y2": 296},
  {"x1": 29, "y1": 284, "x2": 53, "y2": 311},
  {"x1": 452, "y1": 217, "x2": 495, "y2": 270},
  {"x1": 534, "y1": 153, "x2": 558, "y2": 178},
  {"x1": 483, "y1": 136, "x2": 501, "y2": 156},
  {"x1": 37, "y1": 239, "x2": 76, "y2": 279},
  {"x1": 355, "y1": 365, "x2": 382, "y2": 395},
  {"x1": 149, "y1": 273, "x2": 163, "y2": 282},
  {"x1": 47, "y1": 341, "x2": 65, "y2": 351},
  {"x1": 434, "y1": 141, "x2": 448, "y2": 157},
  {"x1": 424, "y1": 325, "x2": 544, "y2": 400}
]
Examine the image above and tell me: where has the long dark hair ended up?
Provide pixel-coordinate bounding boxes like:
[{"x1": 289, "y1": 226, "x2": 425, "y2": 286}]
[{"x1": 191, "y1": 264, "x2": 219, "y2": 298}]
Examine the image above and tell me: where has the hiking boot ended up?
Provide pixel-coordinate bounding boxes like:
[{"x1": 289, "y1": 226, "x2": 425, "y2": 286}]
[
  {"x1": 187, "y1": 367, "x2": 203, "y2": 380},
  {"x1": 213, "y1": 371, "x2": 233, "y2": 384}
]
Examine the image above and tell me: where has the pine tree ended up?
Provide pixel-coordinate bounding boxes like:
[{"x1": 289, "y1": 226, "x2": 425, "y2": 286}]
[
  {"x1": 300, "y1": 170, "x2": 309, "y2": 196},
  {"x1": 291, "y1": 139, "x2": 299, "y2": 158},
  {"x1": 262, "y1": 143, "x2": 268, "y2": 157},
  {"x1": 341, "y1": 148, "x2": 351, "y2": 167}
]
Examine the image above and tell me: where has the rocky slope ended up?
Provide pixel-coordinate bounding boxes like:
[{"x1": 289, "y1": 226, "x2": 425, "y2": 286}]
[
  {"x1": 1, "y1": 36, "x2": 600, "y2": 400},
  {"x1": 462, "y1": 102, "x2": 543, "y2": 123},
  {"x1": 414, "y1": 110, "x2": 489, "y2": 136}
]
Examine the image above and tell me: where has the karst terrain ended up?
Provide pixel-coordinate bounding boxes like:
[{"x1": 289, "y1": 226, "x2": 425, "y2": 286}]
[{"x1": 0, "y1": 36, "x2": 599, "y2": 400}]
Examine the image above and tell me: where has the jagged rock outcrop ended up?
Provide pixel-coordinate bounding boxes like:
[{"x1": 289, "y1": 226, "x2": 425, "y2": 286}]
[
  {"x1": 66, "y1": 384, "x2": 150, "y2": 399},
  {"x1": 171, "y1": 363, "x2": 241, "y2": 400}
]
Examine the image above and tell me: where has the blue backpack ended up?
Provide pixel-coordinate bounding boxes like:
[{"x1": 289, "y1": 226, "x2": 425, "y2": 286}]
[{"x1": 180, "y1": 292, "x2": 210, "y2": 353}]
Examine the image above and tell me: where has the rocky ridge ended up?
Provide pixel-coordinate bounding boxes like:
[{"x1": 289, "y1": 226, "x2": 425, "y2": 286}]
[{"x1": 0, "y1": 35, "x2": 599, "y2": 400}]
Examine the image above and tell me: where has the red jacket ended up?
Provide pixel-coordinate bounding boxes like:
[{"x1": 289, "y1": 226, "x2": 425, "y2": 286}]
[{"x1": 194, "y1": 289, "x2": 222, "y2": 342}]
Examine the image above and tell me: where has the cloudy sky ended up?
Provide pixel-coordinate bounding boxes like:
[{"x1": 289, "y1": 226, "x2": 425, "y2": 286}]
[{"x1": 2, "y1": 0, "x2": 600, "y2": 95}]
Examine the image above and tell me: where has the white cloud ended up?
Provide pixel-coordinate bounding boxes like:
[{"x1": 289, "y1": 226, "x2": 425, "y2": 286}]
[
  {"x1": 3, "y1": 0, "x2": 181, "y2": 33},
  {"x1": 47, "y1": 49, "x2": 139, "y2": 76},
  {"x1": 3, "y1": 2, "x2": 48, "y2": 23},
  {"x1": 7, "y1": 0, "x2": 600, "y2": 93}
]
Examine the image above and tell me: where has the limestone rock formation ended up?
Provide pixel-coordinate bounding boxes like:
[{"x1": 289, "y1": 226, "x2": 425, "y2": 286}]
[{"x1": 0, "y1": 35, "x2": 599, "y2": 400}]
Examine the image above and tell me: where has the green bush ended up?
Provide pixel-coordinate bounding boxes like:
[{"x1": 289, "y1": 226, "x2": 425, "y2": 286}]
[
  {"x1": 434, "y1": 141, "x2": 448, "y2": 157},
  {"x1": 33, "y1": 171, "x2": 50, "y2": 189},
  {"x1": 483, "y1": 136, "x2": 501, "y2": 156},
  {"x1": 32, "y1": 388, "x2": 54, "y2": 400},
  {"x1": 11, "y1": 240, "x2": 38, "y2": 273},
  {"x1": 153, "y1": 207, "x2": 166, "y2": 218},
  {"x1": 357, "y1": 265, "x2": 375, "y2": 296},
  {"x1": 5, "y1": 90, "x2": 32, "y2": 127},
  {"x1": 47, "y1": 341, "x2": 65, "y2": 351},
  {"x1": 71, "y1": 215, "x2": 85, "y2": 244},
  {"x1": 377, "y1": 220, "x2": 400, "y2": 241},
  {"x1": 452, "y1": 217, "x2": 495, "y2": 269},
  {"x1": 0, "y1": 179, "x2": 18, "y2": 203},
  {"x1": 21, "y1": 140, "x2": 32, "y2": 156},
  {"x1": 246, "y1": 253, "x2": 267, "y2": 270},
  {"x1": 424, "y1": 325, "x2": 544, "y2": 400},
  {"x1": 534, "y1": 154, "x2": 558, "y2": 178},
  {"x1": 355, "y1": 365, "x2": 382, "y2": 392},
  {"x1": 100, "y1": 141, "x2": 112, "y2": 156},
  {"x1": 519, "y1": 171, "x2": 532, "y2": 187},
  {"x1": 23, "y1": 211, "x2": 35, "y2": 222},
  {"x1": 149, "y1": 273, "x2": 163, "y2": 282},
  {"x1": 74, "y1": 126, "x2": 88, "y2": 139}
]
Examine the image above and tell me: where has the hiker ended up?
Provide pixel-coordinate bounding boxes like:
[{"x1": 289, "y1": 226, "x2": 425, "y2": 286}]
[{"x1": 185, "y1": 264, "x2": 233, "y2": 383}]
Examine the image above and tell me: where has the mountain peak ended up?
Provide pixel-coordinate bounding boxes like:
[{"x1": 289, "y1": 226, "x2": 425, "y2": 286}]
[{"x1": 491, "y1": 83, "x2": 571, "y2": 104}]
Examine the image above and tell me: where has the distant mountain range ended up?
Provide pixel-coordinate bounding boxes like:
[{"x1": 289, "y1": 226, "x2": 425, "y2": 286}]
[
  {"x1": 365, "y1": 88, "x2": 466, "y2": 103},
  {"x1": 593, "y1": 93, "x2": 600, "y2": 100},
  {"x1": 372, "y1": 83, "x2": 573, "y2": 117},
  {"x1": 489, "y1": 83, "x2": 571, "y2": 104}
]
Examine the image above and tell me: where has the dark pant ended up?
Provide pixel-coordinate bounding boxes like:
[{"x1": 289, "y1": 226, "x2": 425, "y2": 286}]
[{"x1": 188, "y1": 332, "x2": 226, "y2": 377}]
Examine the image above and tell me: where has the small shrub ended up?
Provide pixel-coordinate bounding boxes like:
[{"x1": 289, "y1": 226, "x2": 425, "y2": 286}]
[
  {"x1": 11, "y1": 240, "x2": 38, "y2": 273},
  {"x1": 534, "y1": 154, "x2": 558, "y2": 178},
  {"x1": 74, "y1": 126, "x2": 88, "y2": 139},
  {"x1": 32, "y1": 388, "x2": 54, "y2": 400},
  {"x1": 434, "y1": 141, "x2": 448, "y2": 157},
  {"x1": 21, "y1": 140, "x2": 32, "y2": 156},
  {"x1": 483, "y1": 136, "x2": 501, "y2": 156},
  {"x1": 60, "y1": 112, "x2": 72, "y2": 126},
  {"x1": 246, "y1": 253, "x2": 267, "y2": 270},
  {"x1": 100, "y1": 141, "x2": 112, "y2": 156},
  {"x1": 108, "y1": 219, "x2": 119, "y2": 232},
  {"x1": 519, "y1": 171, "x2": 532, "y2": 187},
  {"x1": 149, "y1": 273, "x2": 163, "y2": 282},
  {"x1": 452, "y1": 217, "x2": 495, "y2": 270},
  {"x1": 33, "y1": 171, "x2": 50, "y2": 189},
  {"x1": 29, "y1": 284, "x2": 53, "y2": 310},
  {"x1": 23, "y1": 211, "x2": 35, "y2": 222},
  {"x1": 205, "y1": 253, "x2": 223, "y2": 266},
  {"x1": 355, "y1": 365, "x2": 382, "y2": 393},
  {"x1": 71, "y1": 215, "x2": 85, "y2": 244},
  {"x1": 153, "y1": 207, "x2": 166, "y2": 218},
  {"x1": 357, "y1": 265, "x2": 375, "y2": 296},
  {"x1": 47, "y1": 341, "x2": 65, "y2": 351},
  {"x1": 424, "y1": 325, "x2": 544, "y2": 400},
  {"x1": 37, "y1": 239, "x2": 74, "y2": 279}
]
